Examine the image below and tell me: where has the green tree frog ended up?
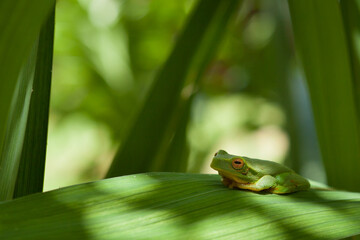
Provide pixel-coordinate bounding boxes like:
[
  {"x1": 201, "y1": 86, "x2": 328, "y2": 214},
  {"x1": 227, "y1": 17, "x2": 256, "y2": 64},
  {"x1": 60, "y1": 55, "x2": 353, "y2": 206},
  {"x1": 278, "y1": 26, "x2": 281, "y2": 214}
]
[{"x1": 211, "y1": 150, "x2": 310, "y2": 194}]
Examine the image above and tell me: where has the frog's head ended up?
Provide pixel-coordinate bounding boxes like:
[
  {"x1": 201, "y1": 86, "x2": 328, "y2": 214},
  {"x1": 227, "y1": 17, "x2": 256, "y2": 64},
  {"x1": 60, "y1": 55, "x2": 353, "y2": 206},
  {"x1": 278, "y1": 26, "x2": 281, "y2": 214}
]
[{"x1": 211, "y1": 150, "x2": 257, "y2": 183}]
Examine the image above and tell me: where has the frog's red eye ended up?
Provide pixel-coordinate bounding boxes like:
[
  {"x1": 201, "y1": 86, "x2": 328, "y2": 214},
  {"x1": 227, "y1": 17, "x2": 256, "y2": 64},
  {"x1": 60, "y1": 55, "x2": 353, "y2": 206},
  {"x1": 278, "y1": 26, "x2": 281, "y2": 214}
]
[{"x1": 232, "y1": 158, "x2": 244, "y2": 170}]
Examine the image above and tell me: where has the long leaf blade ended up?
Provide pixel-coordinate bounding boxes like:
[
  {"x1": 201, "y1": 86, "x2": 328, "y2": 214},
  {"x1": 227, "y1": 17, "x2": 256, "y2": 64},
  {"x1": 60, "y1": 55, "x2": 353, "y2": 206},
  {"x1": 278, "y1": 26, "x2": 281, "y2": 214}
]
[
  {"x1": 106, "y1": 0, "x2": 230, "y2": 177},
  {"x1": 1, "y1": 173, "x2": 360, "y2": 239},
  {"x1": 0, "y1": 0, "x2": 55, "y2": 160},
  {"x1": 153, "y1": 0, "x2": 239, "y2": 172},
  {"x1": 341, "y1": 0, "x2": 360, "y2": 116},
  {"x1": 288, "y1": 0, "x2": 360, "y2": 191},
  {"x1": 13, "y1": 8, "x2": 55, "y2": 198},
  {"x1": 0, "y1": 43, "x2": 38, "y2": 201}
]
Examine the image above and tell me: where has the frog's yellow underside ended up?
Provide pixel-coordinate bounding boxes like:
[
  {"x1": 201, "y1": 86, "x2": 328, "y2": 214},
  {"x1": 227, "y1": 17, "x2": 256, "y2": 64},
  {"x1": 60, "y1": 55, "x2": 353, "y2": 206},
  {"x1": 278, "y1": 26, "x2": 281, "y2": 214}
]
[{"x1": 218, "y1": 171, "x2": 286, "y2": 193}]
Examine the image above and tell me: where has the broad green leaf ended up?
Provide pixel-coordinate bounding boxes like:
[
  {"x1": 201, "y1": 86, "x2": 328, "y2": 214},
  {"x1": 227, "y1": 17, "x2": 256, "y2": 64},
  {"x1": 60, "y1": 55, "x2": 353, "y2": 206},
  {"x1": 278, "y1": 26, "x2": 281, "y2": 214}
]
[
  {"x1": 0, "y1": 43, "x2": 38, "y2": 201},
  {"x1": 1, "y1": 173, "x2": 360, "y2": 239},
  {"x1": 288, "y1": 0, "x2": 360, "y2": 191},
  {"x1": 106, "y1": 0, "x2": 235, "y2": 177},
  {"x1": 0, "y1": 0, "x2": 55, "y2": 161},
  {"x1": 13, "y1": 9, "x2": 55, "y2": 199}
]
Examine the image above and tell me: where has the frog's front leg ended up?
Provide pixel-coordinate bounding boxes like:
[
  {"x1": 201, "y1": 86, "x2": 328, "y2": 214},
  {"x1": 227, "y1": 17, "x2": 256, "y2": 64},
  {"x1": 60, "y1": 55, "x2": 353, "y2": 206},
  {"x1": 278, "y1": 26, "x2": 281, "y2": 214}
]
[{"x1": 235, "y1": 175, "x2": 277, "y2": 192}]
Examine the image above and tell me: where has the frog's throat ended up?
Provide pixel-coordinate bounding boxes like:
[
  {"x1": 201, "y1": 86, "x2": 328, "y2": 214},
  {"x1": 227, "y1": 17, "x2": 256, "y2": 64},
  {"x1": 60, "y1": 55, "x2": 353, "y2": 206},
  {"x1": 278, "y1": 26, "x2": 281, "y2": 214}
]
[{"x1": 218, "y1": 170, "x2": 249, "y2": 184}]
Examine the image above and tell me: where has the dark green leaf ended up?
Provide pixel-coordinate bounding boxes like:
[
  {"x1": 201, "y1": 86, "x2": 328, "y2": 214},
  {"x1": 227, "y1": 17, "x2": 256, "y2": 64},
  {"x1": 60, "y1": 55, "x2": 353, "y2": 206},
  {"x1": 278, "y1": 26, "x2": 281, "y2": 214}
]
[
  {"x1": 341, "y1": 0, "x2": 360, "y2": 117},
  {"x1": 0, "y1": 43, "x2": 38, "y2": 201},
  {"x1": 0, "y1": 0, "x2": 55, "y2": 159},
  {"x1": 14, "y1": 9, "x2": 55, "y2": 198},
  {"x1": 288, "y1": 0, "x2": 360, "y2": 191}
]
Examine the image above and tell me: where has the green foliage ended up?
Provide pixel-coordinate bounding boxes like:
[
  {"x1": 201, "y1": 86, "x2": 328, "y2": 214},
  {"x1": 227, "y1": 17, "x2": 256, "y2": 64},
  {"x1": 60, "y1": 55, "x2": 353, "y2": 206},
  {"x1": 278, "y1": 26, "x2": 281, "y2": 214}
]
[
  {"x1": 1, "y1": 173, "x2": 360, "y2": 239},
  {"x1": 0, "y1": 43, "x2": 37, "y2": 201},
  {"x1": 14, "y1": 10, "x2": 55, "y2": 198},
  {"x1": 0, "y1": 5, "x2": 55, "y2": 201},
  {"x1": 1, "y1": 0, "x2": 360, "y2": 238},
  {"x1": 0, "y1": 0, "x2": 55, "y2": 155},
  {"x1": 341, "y1": 0, "x2": 360, "y2": 114},
  {"x1": 106, "y1": 0, "x2": 238, "y2": 177},
  {"x1": 288, "y1": 0, "x2": 360, "y2": 192}
]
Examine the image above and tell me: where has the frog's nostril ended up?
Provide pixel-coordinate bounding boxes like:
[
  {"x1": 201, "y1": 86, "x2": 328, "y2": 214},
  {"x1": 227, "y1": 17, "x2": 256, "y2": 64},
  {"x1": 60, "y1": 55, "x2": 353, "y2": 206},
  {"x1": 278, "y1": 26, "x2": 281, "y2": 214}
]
[{"x1": 214, "y1": 152, "x2": 218, "y2": 157}]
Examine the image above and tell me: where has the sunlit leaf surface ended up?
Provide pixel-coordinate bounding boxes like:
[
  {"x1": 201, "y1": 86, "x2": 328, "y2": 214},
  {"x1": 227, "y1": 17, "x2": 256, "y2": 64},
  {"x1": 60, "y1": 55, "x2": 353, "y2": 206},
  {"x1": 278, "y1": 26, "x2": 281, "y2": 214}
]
[{"x1": 1, "y1": 173, "x2": 359, "y2": 239}]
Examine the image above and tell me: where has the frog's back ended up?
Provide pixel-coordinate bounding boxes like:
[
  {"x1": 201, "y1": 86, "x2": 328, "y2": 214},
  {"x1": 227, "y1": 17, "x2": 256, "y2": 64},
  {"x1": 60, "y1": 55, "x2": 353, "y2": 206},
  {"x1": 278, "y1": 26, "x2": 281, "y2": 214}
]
[{"x1": 242, "y1": 157, "x2": 293, "y2": 175}]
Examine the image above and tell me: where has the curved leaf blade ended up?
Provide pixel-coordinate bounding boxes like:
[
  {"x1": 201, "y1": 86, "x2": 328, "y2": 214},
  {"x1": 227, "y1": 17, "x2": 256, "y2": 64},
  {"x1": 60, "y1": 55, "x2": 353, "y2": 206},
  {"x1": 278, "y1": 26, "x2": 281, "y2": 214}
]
[{"x1": 1, "y1": 173, "x2": 360, "y2": 239}]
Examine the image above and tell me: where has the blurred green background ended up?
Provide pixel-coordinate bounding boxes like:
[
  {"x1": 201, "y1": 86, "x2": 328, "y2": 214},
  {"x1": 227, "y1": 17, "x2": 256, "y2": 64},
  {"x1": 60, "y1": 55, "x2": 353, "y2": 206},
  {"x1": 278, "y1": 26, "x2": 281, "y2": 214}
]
[{"x1": 45, "y1": 0, "x2": 324, "y2": 190}]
